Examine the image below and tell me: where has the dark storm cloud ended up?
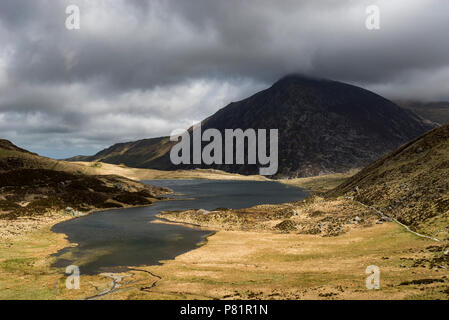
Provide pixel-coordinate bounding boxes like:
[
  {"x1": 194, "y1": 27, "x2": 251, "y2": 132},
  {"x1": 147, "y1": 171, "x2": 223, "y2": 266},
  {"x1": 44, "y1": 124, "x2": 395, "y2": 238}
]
[{"x1": 0, "y1": 0, "x2": 448, "y2": 158}]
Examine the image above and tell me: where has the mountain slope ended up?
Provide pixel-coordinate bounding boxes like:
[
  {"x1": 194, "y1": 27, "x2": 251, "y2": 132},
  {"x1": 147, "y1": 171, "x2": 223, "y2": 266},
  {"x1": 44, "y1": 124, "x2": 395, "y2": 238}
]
[
  {"x1": 0, "y1": 140, "x2": 170, "y2": 219},
  {"x1": 66, "y1": 136, "x2": 174, "y2": 169},
  {"x1": 396, "y1": 100, "x2": 449, "y2": 125},
  {"x1": 327, "y1": 124, "x2": 449, "y2": 240},
  {"x1": 72, "y1": 75, "x2": 435, "y2": 177}
]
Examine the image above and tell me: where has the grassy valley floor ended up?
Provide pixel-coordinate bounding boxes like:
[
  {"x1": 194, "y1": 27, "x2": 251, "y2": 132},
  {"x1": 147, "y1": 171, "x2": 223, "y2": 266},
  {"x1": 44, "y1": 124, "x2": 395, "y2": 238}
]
[
  {"x1": 0, "y1": 219, "x2": 447, "y2": 300},
  {"x1": 137, "y1": 223, "x2": 448, "y2": 300},
  {"x1": 0, "y1": 167, "x2": 446, "y2": 300}
]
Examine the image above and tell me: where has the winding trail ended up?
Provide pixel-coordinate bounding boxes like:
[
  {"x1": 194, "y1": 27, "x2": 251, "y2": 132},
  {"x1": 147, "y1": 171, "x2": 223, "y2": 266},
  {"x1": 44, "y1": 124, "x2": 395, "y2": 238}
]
[{"x1": 353, "y1": 200, "x2": 441, "y2": 242}]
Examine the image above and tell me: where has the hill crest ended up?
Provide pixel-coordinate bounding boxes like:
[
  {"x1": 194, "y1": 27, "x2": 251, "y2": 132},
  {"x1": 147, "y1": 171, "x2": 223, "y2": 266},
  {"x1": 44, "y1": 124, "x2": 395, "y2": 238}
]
[{"x1": 68, "y1": 75, "x2": 436, "y2": 177}]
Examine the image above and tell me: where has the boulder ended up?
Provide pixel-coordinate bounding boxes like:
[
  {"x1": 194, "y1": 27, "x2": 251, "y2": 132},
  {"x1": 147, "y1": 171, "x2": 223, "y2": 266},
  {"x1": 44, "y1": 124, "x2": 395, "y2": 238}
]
[
  {"x1": 196, "y1": 209, "x2": 210, "y2": 215},
  {"x1": 65, "y1": 207, "x2": 83, "y2": 217}
]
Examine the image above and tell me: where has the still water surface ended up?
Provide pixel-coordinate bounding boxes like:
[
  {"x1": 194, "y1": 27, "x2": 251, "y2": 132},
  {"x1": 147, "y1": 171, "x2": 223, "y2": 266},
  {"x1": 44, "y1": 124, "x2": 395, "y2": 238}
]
[{"x1": 52, "y1": 180, "x2": 307, "y2": 274}]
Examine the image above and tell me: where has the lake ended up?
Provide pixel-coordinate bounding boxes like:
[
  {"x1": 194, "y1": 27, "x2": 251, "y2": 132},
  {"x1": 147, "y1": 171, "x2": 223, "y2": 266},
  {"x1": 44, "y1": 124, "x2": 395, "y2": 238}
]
[{"x1": 51, "y1": 180, "x2": 308, "y2": 274}]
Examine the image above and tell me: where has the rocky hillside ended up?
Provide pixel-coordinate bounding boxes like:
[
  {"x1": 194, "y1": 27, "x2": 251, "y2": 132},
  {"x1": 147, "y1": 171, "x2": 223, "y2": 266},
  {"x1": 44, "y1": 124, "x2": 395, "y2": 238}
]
[
  {"x1": 327, "y1": 124, "x2": 449, "y2": 240},
  {"x1": 0, "y1": 140, "x2": 171, "y2": 219},
  {"x1": 71, "y1": 75, "x2": 435, "y2": 177}
]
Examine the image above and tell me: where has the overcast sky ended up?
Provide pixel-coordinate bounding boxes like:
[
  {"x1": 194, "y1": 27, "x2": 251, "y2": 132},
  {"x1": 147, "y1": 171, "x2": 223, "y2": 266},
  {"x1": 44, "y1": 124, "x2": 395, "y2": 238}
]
[{"x1": 0, "y1": 0, "x2": 448, "y2": 158}]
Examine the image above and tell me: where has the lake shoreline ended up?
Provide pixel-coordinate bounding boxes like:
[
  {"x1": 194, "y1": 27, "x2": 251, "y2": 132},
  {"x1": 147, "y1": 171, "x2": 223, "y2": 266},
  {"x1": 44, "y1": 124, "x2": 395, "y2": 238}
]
[
  {"x1": 50, "y1": 179, "x2": 307, "y2": 275},
  {"x1": 0, "y1": 197, "x2": 169, "y2": 241},
  {"x1": 1, "y1": 178, "x2": 447, "y2": 300},
  {"x1": 1, "y1": 168, "x2": 352, "y2": 242},
  {"x1": 1, "y1": 177, "x2": 308, "y2": 276}
]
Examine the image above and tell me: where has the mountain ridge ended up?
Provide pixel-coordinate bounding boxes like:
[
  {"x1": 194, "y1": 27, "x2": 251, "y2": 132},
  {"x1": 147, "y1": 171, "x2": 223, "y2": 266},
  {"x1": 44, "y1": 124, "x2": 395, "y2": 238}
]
[{"x1": 68, "y1": 75, "x2": 436, "y2": 177}]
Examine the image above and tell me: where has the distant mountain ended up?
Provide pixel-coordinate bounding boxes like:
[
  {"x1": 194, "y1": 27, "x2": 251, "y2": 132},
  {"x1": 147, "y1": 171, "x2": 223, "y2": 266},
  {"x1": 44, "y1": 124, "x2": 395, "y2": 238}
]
[
  {"x1": 70, "y1": 75, "x2": 436, "y2": 177},
  {"x1": 65, "y1": 136, "x2": 172, "y2": 168},
  {"x1": 327, "y1": 123, "x2": 449, "y2": 240},
  {"x1": 396, "y1": 100, "x2": 449, "y2": 125},
  {"x1": 0, "y1": 140, "x2": 170, "y2": 219}
]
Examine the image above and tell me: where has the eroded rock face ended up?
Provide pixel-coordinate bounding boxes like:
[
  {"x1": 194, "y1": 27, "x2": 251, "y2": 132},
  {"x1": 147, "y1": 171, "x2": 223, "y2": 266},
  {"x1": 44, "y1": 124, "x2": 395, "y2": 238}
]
[{"x1": 75, "y1": 75, "x2": 435, "y2": 178}]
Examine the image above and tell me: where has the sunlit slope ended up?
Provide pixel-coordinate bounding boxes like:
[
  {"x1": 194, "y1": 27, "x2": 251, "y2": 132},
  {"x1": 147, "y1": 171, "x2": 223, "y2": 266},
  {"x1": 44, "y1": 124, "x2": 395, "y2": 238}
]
[{"x1": 327, "y1": 124, "x2": 449, "y2": 240}]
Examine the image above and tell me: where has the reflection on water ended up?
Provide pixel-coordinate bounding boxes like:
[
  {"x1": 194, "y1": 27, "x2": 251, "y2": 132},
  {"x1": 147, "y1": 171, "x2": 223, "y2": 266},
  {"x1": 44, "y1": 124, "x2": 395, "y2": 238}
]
[{"x1": 51, "y1": 180, "x2": 307, "y2": 274}]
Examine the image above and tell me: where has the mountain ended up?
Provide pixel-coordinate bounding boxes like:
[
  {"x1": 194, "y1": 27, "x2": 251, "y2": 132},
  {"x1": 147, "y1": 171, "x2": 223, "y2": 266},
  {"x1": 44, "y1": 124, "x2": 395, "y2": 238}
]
[
  {"x1": 396, "y1": 100, "x2": 449, "y2": 125},
  {"x1": 0, "y1": 140, "x2": 170, "y2": 219},
  {"x1": 70, "y1": 75, "x2": 436, "y2": 177},
  {"x1": 327, "y1": 124, "x2": 449, "y2": 240},
  {"x1": 65, "y1": 136, "x2": 173, "y2": 169}
]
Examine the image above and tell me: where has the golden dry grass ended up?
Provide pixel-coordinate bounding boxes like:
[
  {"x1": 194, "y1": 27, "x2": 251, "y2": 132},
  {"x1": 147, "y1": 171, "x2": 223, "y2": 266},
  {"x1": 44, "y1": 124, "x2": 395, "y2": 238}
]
[
  {"x1": 71, "y1": 161, "x2": 269, "y2": 181},
  {"x1": 1, "y1": 217, "x2": 446, "y2": 300},
  {"x1": 0, "y1": 144, "x2": 267, "y2": 182},
  {"x1": 280, "y1": 169, "x2": 359, "y2": 193},
  {"x1": 101, "y1": 223, "x2": 448, "y2": 300}
]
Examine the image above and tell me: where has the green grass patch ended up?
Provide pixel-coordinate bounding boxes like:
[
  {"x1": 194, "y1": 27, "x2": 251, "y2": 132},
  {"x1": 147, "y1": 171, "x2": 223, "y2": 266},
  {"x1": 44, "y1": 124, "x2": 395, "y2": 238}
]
[{"x1": 0, "y1": 258, "x2": 37, "y2": 274}]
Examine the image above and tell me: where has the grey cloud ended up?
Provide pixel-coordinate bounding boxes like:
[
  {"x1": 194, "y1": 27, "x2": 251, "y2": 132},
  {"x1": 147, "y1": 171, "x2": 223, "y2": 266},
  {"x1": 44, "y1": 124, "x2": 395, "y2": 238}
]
[{"x1": 0, "y1": 0, "x2": 448, "y2": 158}]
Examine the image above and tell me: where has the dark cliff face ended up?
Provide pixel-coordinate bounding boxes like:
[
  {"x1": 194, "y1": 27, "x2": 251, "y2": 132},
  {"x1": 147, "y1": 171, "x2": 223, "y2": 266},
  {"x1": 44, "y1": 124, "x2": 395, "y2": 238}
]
[{"x1": 74, "y1": 75, "x2": 436, "y2": 177}]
